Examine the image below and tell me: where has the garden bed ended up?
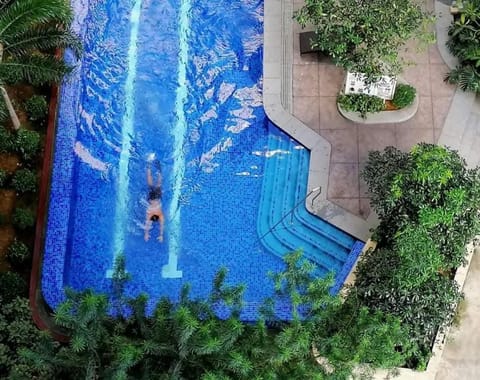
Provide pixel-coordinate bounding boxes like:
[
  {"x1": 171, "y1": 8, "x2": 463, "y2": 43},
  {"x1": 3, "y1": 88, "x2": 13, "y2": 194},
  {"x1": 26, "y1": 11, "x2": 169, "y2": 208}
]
[{"x1": 337, "y1": 90, "x2": 419, "y2": 124}]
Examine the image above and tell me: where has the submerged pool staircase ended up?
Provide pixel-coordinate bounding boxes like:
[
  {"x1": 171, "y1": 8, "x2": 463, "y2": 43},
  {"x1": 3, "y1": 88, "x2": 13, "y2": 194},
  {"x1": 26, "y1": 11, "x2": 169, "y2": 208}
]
[{"x1": 258, "y1": 124, "x2": 364, "y2": 292}]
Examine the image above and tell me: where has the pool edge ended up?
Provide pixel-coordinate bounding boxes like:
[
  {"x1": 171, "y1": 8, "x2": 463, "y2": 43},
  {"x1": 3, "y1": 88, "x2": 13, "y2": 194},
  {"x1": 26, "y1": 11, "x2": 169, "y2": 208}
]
[
  {"x1": 29, "y1": 67, "x2": 69, "y2": 342},
  {"x1": 262, "y1": 0, "x2": 376, "y2": 242}
]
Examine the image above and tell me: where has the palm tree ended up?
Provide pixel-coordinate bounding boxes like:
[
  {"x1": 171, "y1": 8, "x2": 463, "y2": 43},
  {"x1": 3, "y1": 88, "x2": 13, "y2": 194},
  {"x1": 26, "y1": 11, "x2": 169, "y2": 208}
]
[{"x1": 0, "y1": 0, "x2": 81, "y2": 129}]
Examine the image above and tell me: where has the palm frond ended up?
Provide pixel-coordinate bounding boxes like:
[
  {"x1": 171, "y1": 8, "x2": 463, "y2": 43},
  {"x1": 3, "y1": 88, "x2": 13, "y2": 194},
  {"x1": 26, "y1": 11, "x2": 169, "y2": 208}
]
[
  {"x1": 3, "y1": 25, "x2": 82, "y2": 58},
  {"x1": 0, "y1": 55, "x2": 73, "y2": 85},
  {"x1": 445, "y1": 65, "x2": 480, "y2": 93},
  {"x1": 0, "y1": 0, "x2": 73, "y2": 39}
]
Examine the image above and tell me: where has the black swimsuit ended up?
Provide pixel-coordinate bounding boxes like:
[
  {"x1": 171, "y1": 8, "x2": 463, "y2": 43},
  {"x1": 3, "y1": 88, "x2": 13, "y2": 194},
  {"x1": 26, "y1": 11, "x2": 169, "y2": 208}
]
[{"x1": 148, "y1": 186, "x2": 162, "y2": 201}]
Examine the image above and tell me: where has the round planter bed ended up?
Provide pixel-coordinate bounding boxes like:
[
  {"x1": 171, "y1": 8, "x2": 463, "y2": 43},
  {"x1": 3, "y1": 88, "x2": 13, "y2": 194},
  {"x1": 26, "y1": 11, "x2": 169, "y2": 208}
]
[{"x1": 337, "y1": 78, "x2": 419, "y2": 124}]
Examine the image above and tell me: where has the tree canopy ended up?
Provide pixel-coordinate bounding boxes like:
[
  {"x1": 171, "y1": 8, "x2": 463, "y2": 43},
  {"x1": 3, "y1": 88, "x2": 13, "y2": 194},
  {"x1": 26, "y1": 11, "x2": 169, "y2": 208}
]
[{"x1": 295, "y1": 0, "x2": 433, "y2": 78}]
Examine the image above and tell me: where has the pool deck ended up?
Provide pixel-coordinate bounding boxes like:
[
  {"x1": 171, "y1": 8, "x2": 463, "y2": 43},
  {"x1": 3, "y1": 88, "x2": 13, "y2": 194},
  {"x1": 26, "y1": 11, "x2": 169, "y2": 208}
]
[{"x1": 264, "y1": 0, "x2": 480, "y2": 378}]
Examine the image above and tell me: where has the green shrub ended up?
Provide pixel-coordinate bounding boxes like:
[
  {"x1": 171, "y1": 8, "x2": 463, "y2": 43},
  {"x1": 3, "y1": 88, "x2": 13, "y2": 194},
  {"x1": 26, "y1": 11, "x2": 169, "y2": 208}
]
[
  {"x1": 294, "y1": 0, "x2": 433, "y2": 78},
  {"x1": 12, "y1": 208, "x2": 35, "y2": 230},
  {"x1": 445, "y1": 65, "x2": 480, "y2": 93},
  {"x1": 6, "y1": 240, "x2": 31, "y2": 268},
  {"x1": 337, "y1": 93, "x2": 385, "y2": 118},
  {"x1": 24, "y1": 95, "x2": 48, "y2": 121},
  {"x1": 15, "y1": 129, "x2": 41, "y2": 161},
  {"x1": 0, "y1": 272, "x2": 27, "y2": 303},
  {"x1": 12, "y1": 169, "x2": 37, "y2": 193},
  {"x1": 0, "y1": 169, "x2": 8, "y2": 187},
  {"x1": 0, "y1": 126, "x2": 15, "y2": 153},
  {"x1": 445, "y1": 0, "x2": 480, "y2": 93},
  {"x1": 392, "y1": 84, "x2": 416, "y2": 108}
]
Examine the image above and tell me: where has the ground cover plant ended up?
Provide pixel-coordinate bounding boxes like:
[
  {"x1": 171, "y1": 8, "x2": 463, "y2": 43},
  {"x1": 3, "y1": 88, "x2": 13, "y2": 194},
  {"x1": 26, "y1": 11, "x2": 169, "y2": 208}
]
[
  {"x1": 337, "y1": 84, "x2": 417, "y2": 119},
  {"x1": 358, "y1": 144, "x2": 480, "y2": 368},
  {"x1": 294, "y1": 0, "x2": 433, "y2": 78}
]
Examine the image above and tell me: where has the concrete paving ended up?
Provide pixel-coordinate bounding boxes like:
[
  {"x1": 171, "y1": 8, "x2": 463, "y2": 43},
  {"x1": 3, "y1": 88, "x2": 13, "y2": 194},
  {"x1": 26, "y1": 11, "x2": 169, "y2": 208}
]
[{"x1": 291, "y1": 5, "x2": 456, "y2": 220}]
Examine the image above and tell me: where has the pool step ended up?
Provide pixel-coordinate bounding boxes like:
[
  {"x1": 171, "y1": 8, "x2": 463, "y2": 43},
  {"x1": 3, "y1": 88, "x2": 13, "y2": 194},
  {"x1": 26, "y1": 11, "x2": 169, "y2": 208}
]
[{"x1": 258, "y1": 124, "x2": 364, "y2": 287}]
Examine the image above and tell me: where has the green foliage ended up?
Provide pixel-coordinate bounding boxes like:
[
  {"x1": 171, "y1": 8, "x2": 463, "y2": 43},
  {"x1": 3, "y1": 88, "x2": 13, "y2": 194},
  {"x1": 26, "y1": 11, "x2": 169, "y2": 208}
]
[
  {"x1": 445, "y1": 0, "x2": 480, "y2": 93},
  {"x1": 393, "y1": 226, "x2": 442, "y2": 289},
  {"x1": 15, "y1": 128, "x2": 41, "y2": 161},
  {"x1": 294, "y1": 0, "x2": 433, "y2": 78},
  {"x1": 12, "y1": 207, "x2": 35, "y2": 230},
  {"x1": 357, "y1": 143, "x2": 478, "y2": 368},
  {"x1": 445, "y1": 65, "x2": 480, "y2": 93},
  {"x1": 337, "y1": 93, "x2": 385, "y2": 119},
  {"x1": 0, "y1": 296, "x2": 49, "y2": 379},
  {"x1": 24, "y1": 95, "x2": 48, "y2": 121},
  {"x1": 392, "y1": 84, "x2": 416, "y2": 108},
  {"x1": 0, "y1": 126, "x2": 15, "y2": 153},
  {"x1": 12, "y1": 168, "x2": 37, "y2": 193},
  {"x1": 0, "y1": 169, "x2": 8, "y2": 187},
  {"x1": 0, "y1": 0, "x2": 81, "y2": 86},
  {"x1": 6, "y1": 239, "x2": 31, "y2": 267},
  {"x1": 362, "y1": 144, "x2": 480, "y2": 266},
  {"x1": 354, "y1": 249, "x2": 462, "y2": 367},
  {"x1": 0, "y1": 272, "x2": 27, "y2": 303},
  {"x1": 21, "y1": 251, "x2": 410, "y2": 379},
  {"x1": 316, "y1": 296, "x2": 413, "y2": 376}
]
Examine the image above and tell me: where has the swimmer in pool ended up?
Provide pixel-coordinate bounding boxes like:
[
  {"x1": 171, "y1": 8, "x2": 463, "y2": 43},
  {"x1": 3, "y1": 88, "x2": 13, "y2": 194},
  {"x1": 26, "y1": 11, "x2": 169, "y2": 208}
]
[{"x1": 144, "y1": 158, "x2": 164, "y2": 242}]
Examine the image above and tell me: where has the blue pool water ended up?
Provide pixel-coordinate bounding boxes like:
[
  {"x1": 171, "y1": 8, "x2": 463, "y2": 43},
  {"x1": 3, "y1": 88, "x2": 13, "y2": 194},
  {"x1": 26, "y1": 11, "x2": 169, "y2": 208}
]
[{"x1": 42, "y1": 0, "x2": 363, "y2": 319}]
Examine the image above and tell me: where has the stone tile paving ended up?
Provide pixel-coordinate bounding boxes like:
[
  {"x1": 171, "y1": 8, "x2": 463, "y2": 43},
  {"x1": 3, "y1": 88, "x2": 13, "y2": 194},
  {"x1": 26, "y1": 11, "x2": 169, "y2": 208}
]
[{"x1": 291, "y1": 5, "x2": 456, "y2": 219}]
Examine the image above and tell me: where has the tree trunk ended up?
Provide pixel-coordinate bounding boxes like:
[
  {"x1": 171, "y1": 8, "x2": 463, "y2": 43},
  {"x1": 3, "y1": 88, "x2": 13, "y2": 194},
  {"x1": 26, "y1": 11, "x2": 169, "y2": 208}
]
[
  {"x1": 0, "y1": 86, "x2": 21, "y2": 129},
  {"x1": 0, "y1": 43, "x2": 21, "y2": 130}
]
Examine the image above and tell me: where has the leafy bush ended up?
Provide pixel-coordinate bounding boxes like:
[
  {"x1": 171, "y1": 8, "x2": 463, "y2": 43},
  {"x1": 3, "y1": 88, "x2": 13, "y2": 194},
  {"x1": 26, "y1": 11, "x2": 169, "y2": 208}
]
[
  {"x1": 363, "y1": 144, "x2": 480, "y2": 268},
  {"x1": 295, "y1": 0, "x2": 433, "y2": 78},
  {"x1": 15, "y1": 129, "x2": 41, "y2": 161},
  {"x1": 0, "y1": 169, "x2": 8, "y2": 187},
  {"x1": 0, "y1": 126, "x2": 15, "y2": 153},
  {"x1": 354, "y1": 247, "x2": 462, "y2": 368},
  {"x1": 445, "y1": 65, "x2": 480, "y2": 93},
  {"x1": 20, "y1": 252, "x2": 411, "y2": 380},
  {"x1": 12, "y1": 208, "x2": 35, "y2": 230},
  {"x1": 12, "y1": 169, "x2": 37, "y2": 193},
  {"x1": 392, "y1": 84, "x2": 416, "y2": 108},
  {"x1": 445, "y1": 0, "x2": 480, "y2": 93},
  {"x1": 0, "y1": 272, "x2": 27, "y2": 303},
  {"x1": 0, "y1": 297, "x2": 47, "y2": 379},
  {"x1": 337, "y1": 93, "x2": 385, "y2": 118},
  {"x1": 6, "y1": 240, "x2": 31, "y2": 268},
  {"x1": 24, "y1": 95, "x2": 48, "y2": 121},
  {"x1": 357, "y1": 143, "x2": 480, "y2": 369}
]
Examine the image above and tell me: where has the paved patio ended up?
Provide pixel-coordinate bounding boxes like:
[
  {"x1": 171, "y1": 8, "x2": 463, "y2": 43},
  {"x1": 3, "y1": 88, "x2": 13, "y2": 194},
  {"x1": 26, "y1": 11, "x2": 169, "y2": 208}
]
[{"x1": 291, "y1": 1, "x2": 456, "y2": 219}]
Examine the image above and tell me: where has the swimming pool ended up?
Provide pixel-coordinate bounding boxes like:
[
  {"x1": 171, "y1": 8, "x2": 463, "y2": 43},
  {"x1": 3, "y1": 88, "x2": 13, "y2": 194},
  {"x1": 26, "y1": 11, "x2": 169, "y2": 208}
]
[{"x1": 41, "y1": 0, "x2": 363, "y2": 319}]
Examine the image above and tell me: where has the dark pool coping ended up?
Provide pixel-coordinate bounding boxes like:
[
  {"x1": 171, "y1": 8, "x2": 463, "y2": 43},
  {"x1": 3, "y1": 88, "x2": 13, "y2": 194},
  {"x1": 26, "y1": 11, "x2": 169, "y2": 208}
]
[{"x1": 29, "y1": 80, "x2": 69, "y2": 342}]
